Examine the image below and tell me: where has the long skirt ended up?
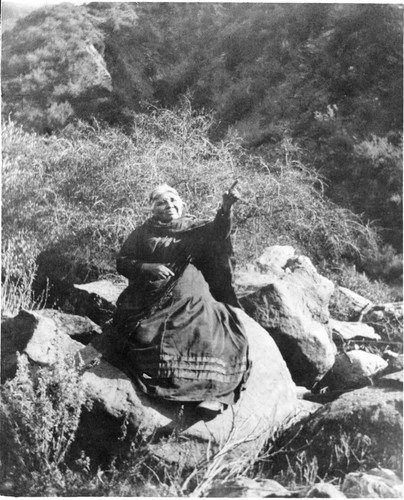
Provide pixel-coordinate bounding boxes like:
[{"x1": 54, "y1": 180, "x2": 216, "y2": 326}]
[{"x1": 115, "y1": 264, "x2": 249, "y2": 405}]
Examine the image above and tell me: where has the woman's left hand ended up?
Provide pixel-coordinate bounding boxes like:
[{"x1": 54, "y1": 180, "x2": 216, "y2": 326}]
[{"x1": 221, "y1": 181, "x2": 241, "y2": 213}]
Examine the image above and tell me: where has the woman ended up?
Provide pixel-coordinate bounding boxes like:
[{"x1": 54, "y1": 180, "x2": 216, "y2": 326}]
[{"x1": 113, "y1": 183, "x2": 249, "y2": 416}]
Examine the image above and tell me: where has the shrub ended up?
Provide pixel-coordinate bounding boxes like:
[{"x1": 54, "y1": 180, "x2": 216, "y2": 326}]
[
  {"x1": 0, "y1": 351, "x2": 88, "y2": 495},
  {"x1": 1, "y1": 235, "x2": 40, "y2": 317},
  {"x1": 2, "y1": 102, "x2": 383, "y2": 290}
]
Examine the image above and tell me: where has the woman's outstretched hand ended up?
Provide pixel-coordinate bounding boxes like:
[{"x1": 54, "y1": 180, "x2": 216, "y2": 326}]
[
  {"x1": 142, "y1": 263, "x2": 174, "y2": 279},
  {"x1": 221, "y1": 180, "x2": 241, "y2": 213}
]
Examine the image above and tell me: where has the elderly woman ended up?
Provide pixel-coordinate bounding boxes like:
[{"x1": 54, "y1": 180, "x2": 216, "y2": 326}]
[{"x1": 113, "y1": 183, "x2": 249, "y2": 416}]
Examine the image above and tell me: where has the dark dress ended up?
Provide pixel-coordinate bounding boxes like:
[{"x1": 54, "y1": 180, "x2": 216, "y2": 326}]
[{"x1": 113, "y1": 209, "x2": 250, "y2": 405}]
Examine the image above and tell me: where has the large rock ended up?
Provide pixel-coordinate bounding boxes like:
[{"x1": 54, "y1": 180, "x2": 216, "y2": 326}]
[
  {"x1": 37, "y1": 309, "x2": 102, "y2": 344},
  {"x1": 274, "y1": 385, "x2": 403, "y2": 477},
  {"x1": 1, "y1": 309, "x2": 83, "y2": 381},
  {"x1": 306, "y1": 483, "x2": 346, "y2": 498},
  {"x1": 317, "y1": 350, "x2": 388, "y2": 392},
  {"x1": 205, "y1": 477, "x2": 292, "y2": 498},
  {"x1": 375, "y1": 370, "x2": 403, "y2": 390},
  {"x1": 342, "y1": 468, "x2": 403, "y2": 498},
  {"x1": 361, "y1": 302, "x2": 403, "y2": 341},
  {"x1": 329, "y1": 318, "x2": 380, "y2": 342},
  {"x1": 255, "y1": 245, "x2": 296, "y2": 275},
  {"x1": 337, "y1": 287, "x2": 373, "y2": 319},
  {"x1": 382, "y1": 351, "x2": 403, "y2": 375},
  {"x1": 75, "y1": 310, "x2": 298, "y2": 465},
  {"x1": 67, "y1": 280, "x2": 126, "y2": 326},
  {"x1": 238, "y1": 250, "x2": 336, "y2": 388}
]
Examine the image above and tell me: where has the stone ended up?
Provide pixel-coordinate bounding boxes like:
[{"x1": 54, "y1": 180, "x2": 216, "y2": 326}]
[
  {"x1": 74, "y1": 280, "x2": 124, "y2": 304},
  {"x1": 75, "y1": 310, "x2": 298, "y2": 465},
  {"x1": 296, "y1": 386, "x2": 313, "y2": 399},
  {"x1": 68, "y1": 280, "x2": 126, "y2": 326},
  {"x1": 342, "y1": 468, "x2": 403, "y2": 498},
  {"x1": 274, "y1": 385, "x2": 403, "y2": 477},
  {"x1": 235, "y1": 268, "x2": 276, "y2": 298},
  {"x1": 375, "y1": 370, "x2": 403, "y2": 389},
  {"x1": 362, "y1": 302, "x2": 403, "y2": 324},
  {"x1": 329, "y1": 318, "x2": 380, "y2": 342},
  {"x1": 80, "y1": 42, "x2": 112, "y2": 93},
  {"x1": 318, "y1": 350, "x2": 388, "y2": 392},
  {"x1": 37, "y1": 309, "x2": 102, "y2": 344},
  {"x1": 240, "y1": 252, "x2": 336, "y2": 388},
  {"x1": 361, "y1": 302, "x2": 403, "y2": 341},
  {"x1": 306, "y1": 482, "x2": 346, "y2": 498},
  {"x1": 205, "y1": 477, "x2": 292, "y2": 497},
  {"x1": 287, "y1": 399, "x2": 323, "y2": 429},
  {"x1": 1, "y1": 309, "x2": 83, "y2": 381},
  {"x1": 255, "y1": 245, "x2": 296, "y2": 274},
  {"x1": 337, "y1": 287, "x2": 373, "y2": 316},
  {"x1": 382, "y1": 351, "x2": 404, "y2": 376}
]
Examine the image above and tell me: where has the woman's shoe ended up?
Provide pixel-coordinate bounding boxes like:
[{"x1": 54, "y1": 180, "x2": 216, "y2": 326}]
[{"x1": 196, "y1": 400, "x2": 224, "y2": 419}]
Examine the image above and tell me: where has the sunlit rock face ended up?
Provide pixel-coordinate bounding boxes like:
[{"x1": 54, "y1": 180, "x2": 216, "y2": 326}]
[{"x1": 238, "y1": 248, "x2": 336, "y2": 388}]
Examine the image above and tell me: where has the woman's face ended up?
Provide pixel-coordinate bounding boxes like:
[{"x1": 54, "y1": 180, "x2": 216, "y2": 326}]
[{"x1": 152, "y1": 193, "x2": 183, "y2": 222}]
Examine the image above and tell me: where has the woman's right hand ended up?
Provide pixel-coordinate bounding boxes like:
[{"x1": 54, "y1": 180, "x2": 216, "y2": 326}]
[{"x1": 141, "y1": 263, "x2": 175, "y2": 279}]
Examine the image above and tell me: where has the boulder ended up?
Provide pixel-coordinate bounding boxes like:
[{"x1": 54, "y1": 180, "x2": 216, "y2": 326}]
[
  {"x1": 342, "y1": 468, "x2": 403, "y2": 498},
  {"x1": 75, "y1": 310, "x2": 298, "y2": 466},
  {"x1": 36, "y1": 309, "x2": 102, "y2": 344},
  {"x1": 375, "y1": 370, "x2": 403, "y2": 390},
  {"x1": 337, "y1": 287, "x2": 373, "y2": 318},
  {"x1": 235, "y1": 246, "x2": 295, "y2": 297},
  {"x1": 239, "y1": 251, "x2": 336, "y2": 388},
  {"x1": 274, "y1": 385, "x2": 403, "y2": 477},
  {"x1": 205, "y1": 477, "x2": 292, "y2": 498},
  {"x1": 1, "y1": 309, "x2": 83, "y2": 381},
  {"x1": 361, "y1": 302, "x2": 403, "y2": 341},
  {"x1": 255, "y1": 245, "x2": 296, "y2": 275},
  {"x1": 317, "y1": 350, "x2": 388, "y2": 392},
  {"x1": 382, "y1": 350, "x2": 403, "y2": 374},
  {"x1": 306, "y1": 483, "x2": 346, "y2": 498},
  {"x1": 67, "y1": 280, "x2": 126, "y2": 326},
  {"x1": 329, "y1": 318, "x2": 380, "y2": 342},
  {"x1": 79, "y1": 42, "x2": 112, "y2": 94}
]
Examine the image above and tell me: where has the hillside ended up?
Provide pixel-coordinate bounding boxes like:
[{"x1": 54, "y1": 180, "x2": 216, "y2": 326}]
[
  {"x1": 1, "y1": 2, "x2": 403, "y2": 262},
  {"x1": 1, "y1": 6, "x2": 403, "y2": 493}
]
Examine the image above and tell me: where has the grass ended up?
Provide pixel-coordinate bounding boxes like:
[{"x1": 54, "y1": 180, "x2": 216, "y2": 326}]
[
  {"x1": 1, "y1": 102, "x2": 402, "y2": 496},
  {"x1": 2, "y1": 102, "x2": 390, "y2": 286}
]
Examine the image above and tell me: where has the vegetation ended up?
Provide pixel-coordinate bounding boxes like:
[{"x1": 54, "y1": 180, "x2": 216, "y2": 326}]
[
  {"x1": 1, "y1": 3, "x2": 402, "y2": 496},
  {"x1": 3, "y1": 103, "x2": 395, "y2": 298},
  {"x1": 2, "y1": 3, "x2": 403, "y2": 253},
  {"x1": 0, "y1": 352, "x2": 89, "y2": 495}
]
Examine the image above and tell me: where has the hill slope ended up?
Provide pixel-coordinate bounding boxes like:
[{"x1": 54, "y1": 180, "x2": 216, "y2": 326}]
[{"x1": 1, "y1": 3, "x2": 402, "y2": 253}]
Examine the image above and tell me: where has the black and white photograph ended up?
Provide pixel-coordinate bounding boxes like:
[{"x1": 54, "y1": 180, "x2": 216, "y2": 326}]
[{"x1": 1, "y1": 1, "x2": 403, "y2": 497}]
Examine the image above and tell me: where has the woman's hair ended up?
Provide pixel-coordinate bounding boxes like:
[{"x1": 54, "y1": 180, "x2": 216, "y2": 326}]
[{"x1": 149, "y1": 184, "x2": 181, "y2": 205}]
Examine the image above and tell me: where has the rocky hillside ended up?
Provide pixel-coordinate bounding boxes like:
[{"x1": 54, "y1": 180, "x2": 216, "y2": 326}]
[{"x1": 1, "y1": 245, "x2": 402, "y2": 496}]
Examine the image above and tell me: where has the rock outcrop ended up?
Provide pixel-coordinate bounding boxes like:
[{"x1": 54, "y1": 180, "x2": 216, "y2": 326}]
[
  {"x1": 275, "y1": 384, "x2": 403, "y2": 477},
  {"x1": 1, "y1": 303, "x2": 298, "y2": 466},
  {"x1": 361, "y1": 302, "x2": 403, "y2": 341},
  {"x1": 76, "y1": 310, "x2": 298, "y2": 464},
  {"x1": 69, "y1": 280, "x2": 126, "y2": 326},
  {"x1": 4, "y1": 245, "x2": 401, "y2": 477},
  {"x1": 238, "y1": 250, "x2": 336, "y2": 388},
  {"x1": 1, "y1": 309, "x2": 84, "y2": 381},
  {"x1": 342, "y1": 468, "x2": 403, "y2": 498},
  {"x1": 329, "y1": 318, "x2": 380, "y2": 342},
  {"x1": 317, "y1": 350, "x2": 388, "y2": 392}
]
